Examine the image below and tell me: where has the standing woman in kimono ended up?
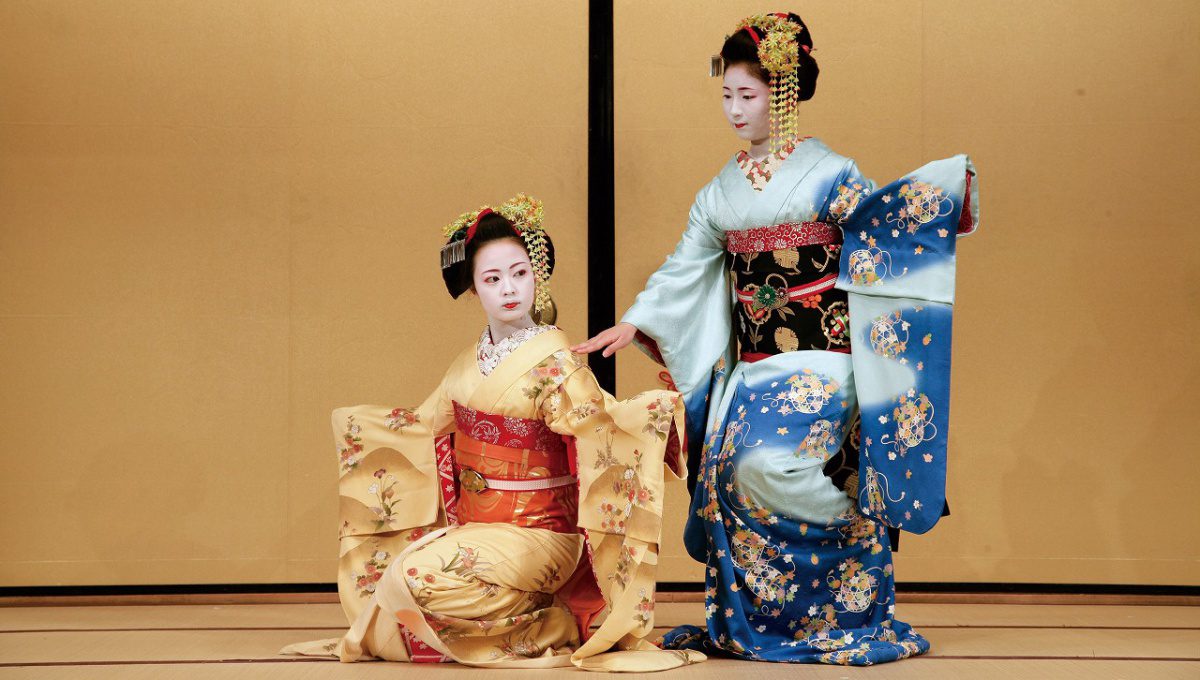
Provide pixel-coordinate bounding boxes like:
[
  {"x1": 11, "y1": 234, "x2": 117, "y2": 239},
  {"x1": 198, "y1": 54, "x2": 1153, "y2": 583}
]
[
  {"x1": 574, "y1": 13, "x2": 979, "y2": 666},
  {"x1": 284, "y1": 195, "x2": 703, "y2": 672}
]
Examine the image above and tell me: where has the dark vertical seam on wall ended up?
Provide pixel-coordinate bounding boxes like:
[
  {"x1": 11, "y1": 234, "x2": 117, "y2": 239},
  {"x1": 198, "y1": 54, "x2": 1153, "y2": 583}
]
[{"x1": 587, "y1": 0, "x2": 616, "y2": 393}]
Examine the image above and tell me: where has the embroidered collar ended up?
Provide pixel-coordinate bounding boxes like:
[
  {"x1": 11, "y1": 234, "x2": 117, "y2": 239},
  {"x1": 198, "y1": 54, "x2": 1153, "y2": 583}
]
[
  {"x1": 736, "y1": 136, "x2": 811, "y2": 191},
  {"x1": 477, "y1": 324, "x2": 557, "y2": 376}
]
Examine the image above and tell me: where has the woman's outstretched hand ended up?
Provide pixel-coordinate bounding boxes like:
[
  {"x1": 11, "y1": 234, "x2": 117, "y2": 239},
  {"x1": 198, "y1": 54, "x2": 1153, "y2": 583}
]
[{"x1": 571, "y1": 322, "x2": 638, "y2": 358}]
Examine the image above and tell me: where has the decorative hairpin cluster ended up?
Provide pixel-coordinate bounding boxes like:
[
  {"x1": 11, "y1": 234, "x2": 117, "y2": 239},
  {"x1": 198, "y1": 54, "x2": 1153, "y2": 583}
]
[
  {"x1": 735, "y1": 14, "x2": 807, "y2": 153},
  {"x1": 440, "y1": 193, "x2": 552, "y2": 313}
]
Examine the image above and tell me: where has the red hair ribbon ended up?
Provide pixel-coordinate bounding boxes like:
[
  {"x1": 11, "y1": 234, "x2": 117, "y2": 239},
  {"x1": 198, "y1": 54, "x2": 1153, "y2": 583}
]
[
  {"x1": 465, "y1": 207, "x2": 494, "y2": 244},
  {"x1": 801, "y1": 44, "x2": 811, "y2": 54},
  {"x1": 745, "y1": 26, "x2": 761, "y2": 44}
]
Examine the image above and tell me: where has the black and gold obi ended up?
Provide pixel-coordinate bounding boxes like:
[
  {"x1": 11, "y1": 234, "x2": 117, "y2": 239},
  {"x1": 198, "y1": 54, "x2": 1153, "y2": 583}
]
[{"x1": 726, "y1": 221, "x2": 851, "y2": 360}]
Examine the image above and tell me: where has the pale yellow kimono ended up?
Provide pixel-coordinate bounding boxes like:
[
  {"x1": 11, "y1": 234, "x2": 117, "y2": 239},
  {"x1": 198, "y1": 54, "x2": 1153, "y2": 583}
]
[{"x1": 283, "y1": 327, "x2": 704, "y2": 672}]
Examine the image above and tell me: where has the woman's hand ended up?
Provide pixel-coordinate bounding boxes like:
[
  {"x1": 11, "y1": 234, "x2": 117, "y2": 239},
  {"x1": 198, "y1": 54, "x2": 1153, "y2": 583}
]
[{"x1": 571, "y1": 322, "x2": 638, "y2": 358}]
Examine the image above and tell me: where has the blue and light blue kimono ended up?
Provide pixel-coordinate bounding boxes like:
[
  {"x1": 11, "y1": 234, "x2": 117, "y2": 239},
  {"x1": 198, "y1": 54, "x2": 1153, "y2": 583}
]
[{"x1": 623, "y1": 138, "x2": 978, "y2": 665}]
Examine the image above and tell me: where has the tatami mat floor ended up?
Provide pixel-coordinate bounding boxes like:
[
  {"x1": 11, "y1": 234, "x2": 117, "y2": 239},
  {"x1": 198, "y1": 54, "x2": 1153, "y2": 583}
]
[{"x1": 1, "y1": 601, "x2": 1197, "y2": 679}]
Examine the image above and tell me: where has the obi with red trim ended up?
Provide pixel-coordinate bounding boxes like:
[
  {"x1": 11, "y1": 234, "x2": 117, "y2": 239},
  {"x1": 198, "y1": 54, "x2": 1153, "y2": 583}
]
[
  {"x1": 725, "y1": 221, "x2": 852, "y2": 360},
  {"x1": 725, "y1": 221, "x2": 841, "y2": 253},
  {"x1": 450, "y1": 402, "x2": 577, "y2": 533}
]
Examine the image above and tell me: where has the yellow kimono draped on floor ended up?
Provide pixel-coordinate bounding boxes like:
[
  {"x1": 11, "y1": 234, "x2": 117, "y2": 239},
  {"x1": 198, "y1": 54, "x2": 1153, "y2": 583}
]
[{"x1": 283, "y1": 328, "x2": 704, "y2": 672}]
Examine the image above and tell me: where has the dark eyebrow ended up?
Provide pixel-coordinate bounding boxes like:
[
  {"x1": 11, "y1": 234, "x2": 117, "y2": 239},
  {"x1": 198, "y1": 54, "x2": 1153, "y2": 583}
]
[{"x1": 509, "y1": 262, "x2": 528, "y2": 270}]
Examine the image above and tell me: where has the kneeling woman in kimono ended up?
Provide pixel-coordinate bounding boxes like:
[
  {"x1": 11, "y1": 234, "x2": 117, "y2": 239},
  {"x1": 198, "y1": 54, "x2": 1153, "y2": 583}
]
[
  {"x1": 575, "y1": 13, "x2": 978, "y2": 667},
  {"x1": 284, "y1": 195, "x2": 702, "y2": 672}
]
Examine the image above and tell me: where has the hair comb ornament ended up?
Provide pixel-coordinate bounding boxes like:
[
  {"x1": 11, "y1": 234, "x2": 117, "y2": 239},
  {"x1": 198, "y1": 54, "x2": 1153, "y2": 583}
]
[
  {"x1": 731, "y1": 13, "x2": 808, "y2": 153},
  {"x1": 439, "y1": 194, "x2": 553, "y2": 313}
]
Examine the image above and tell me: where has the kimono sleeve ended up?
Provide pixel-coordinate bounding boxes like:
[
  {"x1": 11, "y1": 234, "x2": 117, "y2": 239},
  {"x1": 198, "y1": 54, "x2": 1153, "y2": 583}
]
[
  {"x1": 619, "y1": 182, "x2": 735, "y2": 479},
  {"x1": 835, "y1": 154, "x2": 979, "y2": 534},
  {"x1": 330, "y1": 376, "x2": 456, "y2": 623},
  {"x1": 620, "y1": 182, "x2": 733, "y2": 398},
  {"x1": 540, "y1": 366, "x2": 702, "y2": 670},
  {"x1": 821, "y1": 159, "x2": 876, "y2": 225}
]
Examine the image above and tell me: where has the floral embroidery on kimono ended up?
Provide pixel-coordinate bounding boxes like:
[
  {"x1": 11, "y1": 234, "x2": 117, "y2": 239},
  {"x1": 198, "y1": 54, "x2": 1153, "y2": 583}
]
[
  {"x1": 283, "y1": 328, "x2": 702, "y2": 673},
  {"x1": 477, "y1": 324, "x2": 557, "y2": 376},
  {"x1": 623, "y1": 137, "x2": 978, "y2": 666},
  {"x1": 735, "y1": 136, "x2": 810, "y2": 191}
]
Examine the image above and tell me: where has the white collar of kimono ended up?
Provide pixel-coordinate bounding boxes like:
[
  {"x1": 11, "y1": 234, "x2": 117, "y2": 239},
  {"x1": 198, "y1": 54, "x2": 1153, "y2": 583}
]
[
  {"x1": 477, "y1": 324, "x2": 557, "y2": 376},
  {"x1": 718, "y1": 136, "x2": 836, "y2": 231}
]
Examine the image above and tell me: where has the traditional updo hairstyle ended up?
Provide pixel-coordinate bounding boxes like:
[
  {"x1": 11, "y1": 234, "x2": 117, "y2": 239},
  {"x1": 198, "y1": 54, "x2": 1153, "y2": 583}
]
[
  {"x1": 441, "y1": 212, "x2": 558, "y2": 324},
  {"x1": 720, "y1": 12, "x2": 819, "y2": 101}
]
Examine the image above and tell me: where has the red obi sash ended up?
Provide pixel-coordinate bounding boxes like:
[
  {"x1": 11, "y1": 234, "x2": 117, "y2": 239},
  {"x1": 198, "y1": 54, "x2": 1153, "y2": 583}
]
[
  {"x1": 725, "y1": 221, "x2": 842, "y2": 253},
  {"x1": 450, "y1": 402, "x2": 576, "y2": 533}
]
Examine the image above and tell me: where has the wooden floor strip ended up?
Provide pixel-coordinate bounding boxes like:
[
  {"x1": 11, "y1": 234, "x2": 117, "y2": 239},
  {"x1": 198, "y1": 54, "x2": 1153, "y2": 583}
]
[
  {"x1": 0, "y1": 659, "x2": 337, "y2": 667},
  {"x1": 4, "y1": 623, "x2": 1199, "y2": 634},
  {"x1": 0, "y1": 627, "x2": 348, "y2": 633},
  {"x1": 921, "y1": 655, "x2": 1200, "y2": 662},
  {"x1": 5, "y1": 591, "x2": 1198, "y2": 607},
  {"x1": 3, "y1": 654, "x2": 1200, "y2": 668}
]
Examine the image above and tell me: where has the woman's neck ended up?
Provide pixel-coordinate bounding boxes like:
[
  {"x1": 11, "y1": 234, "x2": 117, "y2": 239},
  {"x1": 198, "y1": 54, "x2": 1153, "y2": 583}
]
[
  {"x1": 748, "y1": 134, "x2": 803, "y2": 161},
  {"x1": 747, "y1": 136, "x2": 772, "y2": 161},
  {"x1": 487, "y1": 315, "x2": 536, "y2": 344}
]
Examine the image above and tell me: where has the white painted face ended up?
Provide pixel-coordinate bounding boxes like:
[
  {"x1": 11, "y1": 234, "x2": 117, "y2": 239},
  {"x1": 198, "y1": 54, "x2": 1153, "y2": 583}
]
[
  {"x1": 471, "y1": 238, "x2": 535, "y2": 326},
  {"x1": 722, "y1": 63, "x2": 771, "y2": 146}
]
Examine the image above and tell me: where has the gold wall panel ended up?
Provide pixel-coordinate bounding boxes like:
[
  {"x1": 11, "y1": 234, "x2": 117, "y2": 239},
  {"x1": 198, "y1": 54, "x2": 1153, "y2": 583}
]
[{"x1": 0, "y1": 0, "x2": 588, "y2": 585}]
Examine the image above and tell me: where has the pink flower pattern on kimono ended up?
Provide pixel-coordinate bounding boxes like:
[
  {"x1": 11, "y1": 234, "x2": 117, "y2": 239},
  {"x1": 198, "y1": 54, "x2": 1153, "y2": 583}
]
[
  {"x1": 384, "y1": 407, "x2": 419, "y2": 431},
  {"x1": 338, "y1": 415, "x2": 364, "y2": 473},
  {"x1": 521, "y1": 351, "x2": 576, "y2": 402},
  {"x1": 826, "y1": 181, "x2": 871, "y2": 224},
  {"x1": 367, "y1": 468, "x2": 400, "y2": 530},
  {"x1": 794, "y1": 419, "x2": 842, "y2": 461},
  {"x1": 612, "y1": 544, "x2": 638, "y2": 589},
  {"x1": 643, "y1": 395, "x2": 676, "y2": 441},
  {"x1": 352, "y1": 550, "x2": 390, "y2": 598},
  {"x1": 886, "y1": 181, "x2": 953, "y2": 234},
  {"x1": 633, "y1": 588, "x2": 654, "y2": 626},
  {"x1": 598, "y1": 449, "x2": 655, "y2": 534},
  {"x1": 440, "y1": 543, "x2": 493, "y2": 580}
]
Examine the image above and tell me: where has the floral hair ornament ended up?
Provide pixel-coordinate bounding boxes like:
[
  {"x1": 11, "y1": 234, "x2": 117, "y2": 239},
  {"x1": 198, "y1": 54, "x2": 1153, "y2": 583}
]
[
  {"x1": 720, "y1": 13, "x2": 809, "y2": 153},
  {"x1": 440, "y1": 193, "x2": 552, "y2": 313}
]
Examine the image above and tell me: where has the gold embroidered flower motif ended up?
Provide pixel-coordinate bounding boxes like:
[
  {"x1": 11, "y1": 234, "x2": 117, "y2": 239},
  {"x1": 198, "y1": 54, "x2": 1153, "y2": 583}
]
[
  {"x1": 784, "y1": 369, "x2": 840, "y2": 414},
  {"x1": 643, "y1": 396, "x2": 675, "y2": 441},
  {"x1": 498, "y1": 636, "x2": 543, "y2": 659},
  {"x1": 827, "y1": 182, "x2": 870, "y2": 224},
  {"x1": 795, "y1": 602, "x2": 838, "y2": 639},
  {"x1": 887, "y1": 181, "x2": 953, "y2": 234},
  {"x1": 611, "y1": 544, "x2": 638, "y2": 589},
  {"x1": 840, "y1": 512, "x2": 884, "y2": 555},
  {"x1": 441, "y1": 543, "x2": 492, "y2": 579},
  {"x1": 338, "y1": 415, "x2": 364, "y2": 473},
  {"x1": 353, "y1": 550, "x2": 390, "y2": 597},
  {"x1": 384, "y1": 407, "x2": 419, "y2": 431},
  {"x1": 568, "y1": 396, "x2": 602, "y2": 424},
  {"x1": 794, "y1": 419, "x2": 841, "y2": 460},
  {"x1": 368, "y1": 468, "x2": 399, "y2": 530},
  {"x1": 731, "y1": 528, "x2": 789, "y2": 605},
  {"x1": 633, "y1": 587, "x2": 654, "y2": 626},
  {"x1": 598, "y1": 450, "x2": 655, "y2": 534},
  {"x1": 521, "y1": 351, "x2": 575, "y2": 401},
  {"x1": 827, "y1": 559, "x2": 877, "y2": 613},
  {"x1": 887, "y1": 392, "x2": 936, "y2": 456}
]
